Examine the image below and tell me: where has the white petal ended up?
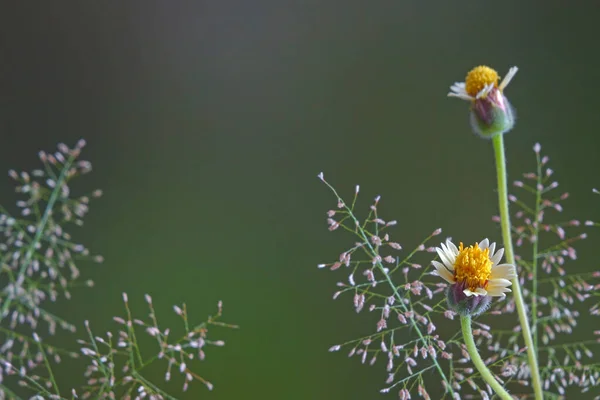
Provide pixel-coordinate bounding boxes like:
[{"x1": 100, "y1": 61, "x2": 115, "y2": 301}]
[
  {"x1": 447, "y1": 92, "x2": 474, "y2": 101},
  {"x1": 499, "y1": 66, "x2": 518, "y2": 91},
  {"x1": 476, "y1": 83, "x2": 495, "y2": 99},
  {"x1": 487, "y1": 277, "x2": 512, "y2": 285},
  {"x1": 487, "y1": 286, "x2": 512, "y2": 297},
  {"x1": 488, "y1": 242, "x2": 496, "y2": 258},
  {"x1": 487, "y1": 278, "x2": 513, "y2": 289},
  {"x1": 475, "y1": 85, "x2": 490, "y2": 99},
  {"x1": 444, "y1": 238, "x2": 456, "y2": 251},
  {"x1": 449, "y1": 82, "x2": 466, "y2": 93},
  {"x1": 490, "y1": 247, "x2": 504, "y2": 265},
  {"x1": 463, "y1": 287, "x2": 487, "y2": 297},
  {"x1": 447, "y1": 82, "x2": 473, "y2": 100},
  {"x1": 440, "y1": 241, "x2": 452, "y2": 257},
  {"x1": 447, "y1": 240, "x2": 459, "y2": 256},
  {"x1": 491, "y1": 264, "x2": 515, "y2": 280},
  {"x1": 487, "y1": 284, "x2": 512, "y2": 292},
  {"x1": 478, "y1": 238, "x2": 490, "y2": 250},
  {"x1": 436, "y1": 246, "x2": 455, "y2": 270},
  {"x1": 432, "y1": 262, "x2": 455, "y2": 284},
  {"x1": 431, "y1": 260, "x2": 445, "y2": 271}
]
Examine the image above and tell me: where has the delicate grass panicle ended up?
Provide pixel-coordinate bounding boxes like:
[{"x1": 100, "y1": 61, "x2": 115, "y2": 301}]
[
  {"x1": 319, "y1": 172, "x2": 468, "y2": 399},
  {"x1": 76, "y1": 295, "x2": 238, "y2": 399},
  {"x1": 1, "y1": 140, "x2": 101, "y2": 395},
  {"x1": 319, "y1": 65, "x2": 600, "y2": 399},
  {"x1": 487, "y1": 143, "x2": 600, "y2": 397},
  {"x1": 0, "y1": 142, "x2": 237, "y2": 399}
]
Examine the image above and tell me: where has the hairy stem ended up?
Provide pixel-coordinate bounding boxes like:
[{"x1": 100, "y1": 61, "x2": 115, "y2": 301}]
[
  {"x1": 492, "y1": 134, "x2": 543, "y2": 400},
  {"x1": 461, "y1": 315, "x2": 513, "y2": 400}
]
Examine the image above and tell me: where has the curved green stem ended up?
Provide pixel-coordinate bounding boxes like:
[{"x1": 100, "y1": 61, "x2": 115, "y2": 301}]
[
  {"x1": 492, "y1": 134, "x2": 543, "y2": 400},
  {"x1": 461, "y1": 315, "x2": 513, "y2": 400}
]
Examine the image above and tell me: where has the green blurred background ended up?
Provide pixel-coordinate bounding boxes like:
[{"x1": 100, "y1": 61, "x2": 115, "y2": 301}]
[{"x1": 1, "y1": 2, "x2": 599, "y2": 399}]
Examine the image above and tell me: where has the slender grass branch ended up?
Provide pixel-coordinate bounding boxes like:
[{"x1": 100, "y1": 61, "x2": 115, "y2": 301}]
[
  {"x1": 0, "y1": 383, "x2": 22, "y2": 400},
  {"x1": 131, "y1": 371, "x2": 179, "y2": 400},
  {"x1": 0, "y1": 153, "x2": 76, "y2": 319},
  {"x1": 34, "y1": 336, "x2": 61, "y2": 395},
  {"x1": 531, "y1": 147, "x2": 542, "y2": 355},
  {"x1": 321, "y1": 178, "x2": 456, "y2": 398}
]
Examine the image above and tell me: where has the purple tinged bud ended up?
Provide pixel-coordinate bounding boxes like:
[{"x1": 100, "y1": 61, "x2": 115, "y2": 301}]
[
  {"x1": 446, "y1": 281, "x2": 492, "y2": 317},
  {"x1": 469, "y1": 88, "x2": 515, "y2": 138}
]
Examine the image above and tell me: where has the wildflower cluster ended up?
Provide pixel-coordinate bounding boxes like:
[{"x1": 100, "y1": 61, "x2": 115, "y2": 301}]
[{"x1": 318, "y1": 65, "x2": 600, "y2": 399}]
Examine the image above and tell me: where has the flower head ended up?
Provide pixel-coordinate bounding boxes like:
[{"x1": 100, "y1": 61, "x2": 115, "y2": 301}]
[
  {"x1": 432, "y1": 238, "x2": 516, "y2": 316},
  {"x1": 448, "y1": 66, "x2": 518, "y2": 138}
]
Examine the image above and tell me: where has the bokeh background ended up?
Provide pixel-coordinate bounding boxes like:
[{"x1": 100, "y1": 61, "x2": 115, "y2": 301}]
[{"x1": 1, "y1": 2, "x2": 599, "y2": 399}]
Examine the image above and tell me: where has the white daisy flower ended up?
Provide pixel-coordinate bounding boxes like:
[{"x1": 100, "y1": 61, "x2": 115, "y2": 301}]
[
  {"x1": 432, "y1": 238, "x2": 516, "y2": 298},
  {"x1": 447, "y1": 65, "x2": 518, "y2": 138},
  {"x1": 448, "y1": 66, "x2": 518, "y2": 101}
]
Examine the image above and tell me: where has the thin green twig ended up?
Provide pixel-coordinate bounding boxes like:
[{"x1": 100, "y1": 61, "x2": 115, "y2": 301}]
[
  {"x1": 321, "y1": 178, "x2": 456, "y2": 398},
  {"x1": 531, "y1": 146, "x2": 542, "y2": 354}
]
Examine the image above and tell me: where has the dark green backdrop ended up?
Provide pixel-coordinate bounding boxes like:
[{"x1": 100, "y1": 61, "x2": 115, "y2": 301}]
[{"x1": 1, "y1": 2, "x2": 599, "y2": 399}]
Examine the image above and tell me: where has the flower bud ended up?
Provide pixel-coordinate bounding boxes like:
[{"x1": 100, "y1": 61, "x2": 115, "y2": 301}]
[
  {"x1": 469, "y1": 88, "x2": 515, "y2": 138},
  {"x1": 446, "y1": 281, "x2": 492, "y2": 317}
]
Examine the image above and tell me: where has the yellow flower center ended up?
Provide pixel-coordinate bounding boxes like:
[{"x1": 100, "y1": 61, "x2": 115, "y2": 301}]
[
  {"x1": 453, "y1": 242, "x2": 492, "y2": 291},
  {"x1": 465, "y1": 66, "x2": 499, "y2": 97}
]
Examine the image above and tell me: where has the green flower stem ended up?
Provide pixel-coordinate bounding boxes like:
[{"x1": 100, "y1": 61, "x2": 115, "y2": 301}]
[
  {"x1": 461, "y1": 315, "x2": 513, "y2": 400},
  {"x1": 492, "y1": 134, "x2": 543, "y2": 400}
]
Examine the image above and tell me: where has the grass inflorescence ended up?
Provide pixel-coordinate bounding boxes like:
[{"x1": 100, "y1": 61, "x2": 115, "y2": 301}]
[{"x1": 0, "y1": 142, "x2": 237, "y2": 399}]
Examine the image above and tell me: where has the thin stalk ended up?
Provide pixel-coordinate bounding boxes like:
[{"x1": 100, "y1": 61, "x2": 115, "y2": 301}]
[
  {"x1": 35, "y1": 337, "x2": 61, "y2": 395},
  {"x1": 492, "y1": 134, "x2": 543, "y2": 400},
  {"x1": 131, "y1": 371, "x2": 179, "y2": 400},
  {"x1": 460, "y1": 315, "x2": 513, "y2": 400},
  {"x1": 531, "y1": 149, "x2": 542, "y2": 354},
  {"x1": 0, "y1": 383, "x2": 23, "y2": 400}
]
